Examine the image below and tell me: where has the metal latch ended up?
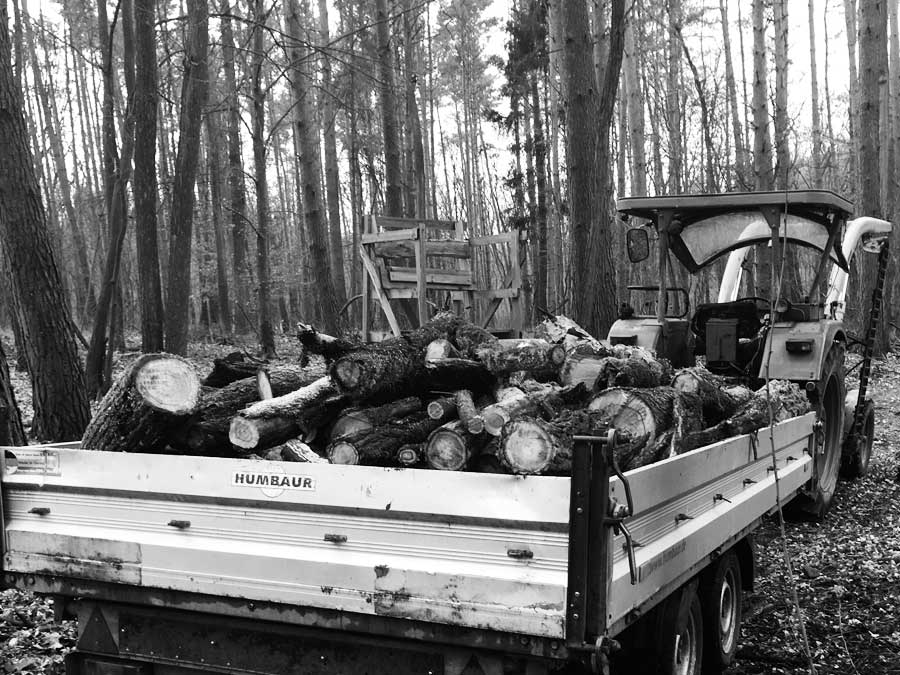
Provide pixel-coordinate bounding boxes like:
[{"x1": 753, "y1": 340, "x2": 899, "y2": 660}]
[{"x1": 605, "y1": 451, "x2": 638, "y2": 585}]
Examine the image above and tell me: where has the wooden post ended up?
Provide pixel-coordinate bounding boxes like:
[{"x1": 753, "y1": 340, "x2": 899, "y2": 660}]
[{"x1": 415, "y1": 222, "x2": 427, "y2": 325}]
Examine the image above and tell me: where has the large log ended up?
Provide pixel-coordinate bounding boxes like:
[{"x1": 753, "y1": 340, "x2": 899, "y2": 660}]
[
  {"x1": 327, "y1": 408, "x2": 456, "y2": 466},
  {"x1": 330, "y1": 397, "x2": 423, "y2": 442},
  {"x1": 474, "y1": 338, "x2": 566, "y2": 376},
  {"x1": 595, "y1": 355, "x2": 673, "y2": 390},
  {"x1": 83, "y1": 354, "x2": 200, "y2": 453},
  {"x1": 678, "y1": 380, "x2": 811, "y2": 454},
  {"x1": 671, "y1": 366, "x2": 752, "y2": 424},
  {"x1": 229, "y1": 377, "x2": 346, "y2": 450},
  {"x1": 424, "y1": 419, "x2": 489, "y2": 470},
  {"x1": 481, "y1": 383, "x2": 582, "y2": 436}
]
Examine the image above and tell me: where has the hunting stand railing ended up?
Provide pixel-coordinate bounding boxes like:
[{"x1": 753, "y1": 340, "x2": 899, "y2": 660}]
[{"x1": 359, "y1": 215, "x2": 524, "y2": 341}]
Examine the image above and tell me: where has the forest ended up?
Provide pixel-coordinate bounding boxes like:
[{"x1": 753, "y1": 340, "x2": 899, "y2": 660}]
[{"x1": 0, "y1": 0, "x2": 899, "y2": 443}]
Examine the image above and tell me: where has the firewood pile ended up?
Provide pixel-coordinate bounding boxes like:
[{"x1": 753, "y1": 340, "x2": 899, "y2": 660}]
[{"x1": 80, "y1": 313, "x2": 811, "y2": 475}]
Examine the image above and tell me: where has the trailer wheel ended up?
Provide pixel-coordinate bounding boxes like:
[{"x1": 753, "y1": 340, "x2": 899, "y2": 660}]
[
  {"x1": 626, "y1": 580, "x2": 704, "y2": 675},
  {"x1": 795, "y1": 343, "x2": 845, "y2": 519},
  {"x1": 699, "y1": 552, "x2": 742, "y2": 673},
  {"x1": 841, "y1": 398, "x2": 875, "y2": 479}
]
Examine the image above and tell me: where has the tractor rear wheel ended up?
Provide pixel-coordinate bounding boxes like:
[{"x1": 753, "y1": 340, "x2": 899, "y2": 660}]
[{"x1": 795, "y1": 343, "x2": 845, "y2": 519}]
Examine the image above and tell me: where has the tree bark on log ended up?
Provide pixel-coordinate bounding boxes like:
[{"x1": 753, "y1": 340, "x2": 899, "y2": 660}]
[
  {"x1": 83, "y1": 354, "x2": 201, "y2": 453},
  {"x1": 296, "y1": 323, "x2": 358, "y2": 361},
  {"x1": 424, "y1": 419, "x2": 489, "y2": 470},
  {"x1": 202, "y1": 352, "x2": 265, "y2": 387},
  {"x1": 167, "y1": 366, "x2": 324, "y2": 453},
  {"x1": 229, "y1": 376, "x2": 346, "y2": 450},
  {"x1": 455, "y1": 389, "x2": 483, "y2": 434},
  {"x1": 326, "y1": 408, "x2": 455, "y2": 465},
  {"x1": 482, "y1": 383, "x2": 577, "y2": 436},
  {"x1": 678, "y1": 380, "x2": 811, "y2": 454},
  {"x1": 474, "y1": 338, "x2": 566, "y2": 375},
  {"x1": 425, "y1": 338, "x2": 460, "y2": 361},
  {"x1": 330, "y1": 396, "x2": 423, "y2": 441},
  {"x1": 595, "y1": 355, "x2": 673, "y2": 390},
  {"x1": 264, "y1": 438, "x2": 329, "y2": 462},
  {"x1": 671, "y1": 366, "x2": 752, "y2": 424}
]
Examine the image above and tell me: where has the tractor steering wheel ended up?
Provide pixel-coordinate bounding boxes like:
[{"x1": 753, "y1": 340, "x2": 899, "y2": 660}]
[{"x1": 735, "y1": 296, "x2": 771, "y2": 309}]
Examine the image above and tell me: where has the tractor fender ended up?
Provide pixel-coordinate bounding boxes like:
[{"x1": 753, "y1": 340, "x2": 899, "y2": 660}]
[{"x1": 756, "y1": 320, "x2": 846, "y2": 383}]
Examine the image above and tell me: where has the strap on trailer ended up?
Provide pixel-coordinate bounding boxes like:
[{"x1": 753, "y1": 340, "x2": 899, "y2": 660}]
[{"x1": 566, "y1": 431, "x2": 627, "y2": 672}]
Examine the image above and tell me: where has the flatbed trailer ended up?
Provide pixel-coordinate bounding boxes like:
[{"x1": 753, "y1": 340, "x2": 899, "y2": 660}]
[{"x1": 1, "y1": 412, "x2": 816, "y2": 674}]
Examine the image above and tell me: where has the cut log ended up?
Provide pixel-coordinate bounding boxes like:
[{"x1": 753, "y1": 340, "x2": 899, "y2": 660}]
[
  {"x1": 264, "y1": 438, "x2": 329, "y2": 463},
  {"x1": 422, "y1": 358, "x2": 495, "y2": 395},
  {"x1": 256, "y1": 369, "x2": 273, "y2": 400},
  {"x1": 496, "y1": 416, "x2": 572, "y2": 475},
  {"x1": 595, "y1": 356, "x2": 673, "y2": 390},
  {"x1": 82, "y1": 354, "x2": 200, "y2": 453},
  {"x1": 455, "y1": 389, "x2": 483, "y2": 434},
  {"x1": 671, "y1": 366, "x2": 752, "y2": 424},
  {"x1": 451, "y1": 321, "x2": 500, "y2": 358},
  {"x1": 427, "y1": 396, "x2": 457, "y2": 420},
  {"x1": 229, "y1": 377, "x2": 347, "y2": 450},
  {"x1": 296, "y1": 324, "x2": 358, "y2": 361},
  {"x1": 424, "y1": 338, "x2": 460, "y2": 362},
  {"x1": 202, "y1": 352, "x2": 266, "y2": 387},
  {"x1": 166, "y1": 365, "x2": 323, "y2": 454},
  {"x1": 424, "y1": 419, "x2": 489, "y2": 470},
  {"x1": 482, "y1": 383, "x2": 575, "y2": 436},
  {"x1": 396, "y1": 443, "x2": 425, "y2": 467},
  {"x1": 560, "y1": 343, "x2": 613, "y2": 388},
  {"x1": 330, "y1": 397, "x2": 423, "y2": 442},
  {"x1": 588, "y1": 387, "x2": 678, "y2": 470},
  {"x1": 534, "y1": 315, "x2": 602, "y2": 350},
  {"x1": 678, "y1": 380, "x2": 811, "y2": 454},
  {"x1": 474, "y1": 338, "x2": 567, "y2": 375},
  {"x1": 326, "y1": 409, "x2": 456, "y2": 466}
]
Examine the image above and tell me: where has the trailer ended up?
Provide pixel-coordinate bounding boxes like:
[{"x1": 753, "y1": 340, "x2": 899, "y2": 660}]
[{"x1": 0, "y1": 191, "x2": 890, "y2": 675}]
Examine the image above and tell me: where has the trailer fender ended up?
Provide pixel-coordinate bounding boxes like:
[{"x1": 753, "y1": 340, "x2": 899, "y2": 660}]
[{"x1": 731, "y1": 536, "x2": 755, "y2": 592}]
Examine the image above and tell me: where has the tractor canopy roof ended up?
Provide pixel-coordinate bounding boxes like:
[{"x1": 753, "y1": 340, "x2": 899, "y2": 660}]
[{"x1": 617, "y1": 190, "x2": 853, "y2": 273}]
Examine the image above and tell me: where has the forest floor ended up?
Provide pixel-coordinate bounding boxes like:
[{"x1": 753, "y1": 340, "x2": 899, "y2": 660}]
[{"x1": 0, "y1": 337, "x2": 898, "y2": 674}]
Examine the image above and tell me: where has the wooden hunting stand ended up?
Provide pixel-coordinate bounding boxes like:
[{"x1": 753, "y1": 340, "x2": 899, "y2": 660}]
[{"x1": 359, "y1": 215, "x2": 524, "y2": 342}]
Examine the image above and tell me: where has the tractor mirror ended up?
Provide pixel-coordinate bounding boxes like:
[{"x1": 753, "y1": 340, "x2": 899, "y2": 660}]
[{"x1": 626, "y1": 228, "x2": 650, "y2": 263}]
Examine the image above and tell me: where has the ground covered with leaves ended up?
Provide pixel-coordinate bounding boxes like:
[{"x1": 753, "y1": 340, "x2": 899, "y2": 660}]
[{"x1": 0, "y1": 339, "x2": 898, "y2": 674}]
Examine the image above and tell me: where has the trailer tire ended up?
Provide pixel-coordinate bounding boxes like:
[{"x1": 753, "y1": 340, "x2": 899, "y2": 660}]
[
  {"x1": 794, "y1": 343, "x2": 845, "y2": 519},
  {"x1": 626, "y1": 580, "x2": 704, "y2": 675},
  {"x1": 699, "y1": 552, "x2": 742, "y2": 673},
  {"x1": 840, "y1": 398, "x2": 874, "y2": 479}
]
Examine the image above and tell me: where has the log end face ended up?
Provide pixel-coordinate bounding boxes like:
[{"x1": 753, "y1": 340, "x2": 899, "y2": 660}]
[
  {"x1": 328, "y1": 441, "x2": 359, "y2": 465},
  {"x1": 229, "y1": 417, "x2": 261, "y2": 449},
  {"x1": 500, "y1": 420, "x2": 554, "y2": 474},
  {"x1": 134, "y1": 356, "x2": 201, "y2": 414},
  {"x1": 332, "y1": 359, "x2": 362, "y2": 391},
  {"x1": 426, "y1": 428, "x2": 468, "y2": 470}
]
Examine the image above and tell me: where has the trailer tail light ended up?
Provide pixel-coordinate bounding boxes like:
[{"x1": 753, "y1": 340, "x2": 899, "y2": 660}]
[{"x1": 785, "y1": 339, "x2": 814, "y2": 354}]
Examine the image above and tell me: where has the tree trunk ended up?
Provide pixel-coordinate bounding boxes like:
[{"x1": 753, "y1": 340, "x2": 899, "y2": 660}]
[
  {"x1": 751, "y1": 0, "x2": 774, "y2": 190},
  {"x1": 0, "y1": 3, "x2": 90, "y2": 441},
  {"x1": 808, "y1": 0, "x2": 824, "y2": 187},
  {"x1": 220, "y1": 0, "x2": 252, "y2": 333},
  {"x1": 0, "y1": 339, "x2": 26, "y2": 446},
  {"x1": 844, "y1": 0, "x2": 861, "y2": 185},
  {"x1": 666, "y1": 0, "x2": 684, "y2": 193},
  {"x1": 720, "y1": 0, "x2": 748, "y2": 188},
  {"x1": 562, "y1": 0, "x2": 624, "y2": 337},
  {"x1": 134, "y1": 0, "x2": 164, "y2": 351},
  {"x1": 164, "y1": 0, "x2": 208, "y2": 355},
  {"x1": 205, "y1": 111, "x2": 233, "y2": 335},
  {"x1": 375, "y1": 0, "x2": 403, "y2": 216},
  {"x1": 82, "y1": 354, "x2": 201, "y2": 453},
  {"x1": 287, "y1": 0, "x2": 341, "y2": 335},
  {"x1": 772, "y1": 0, "x2": 790, "y2": 189},
  {"x1": 317, "y1": 0, "x2": 348, "y2": 306},
  {"x1": 623, "y1": 13, "x2": 647, "y2": 196},
  {"x1": 531, "y1": 72, "x2": 548, "y2": 313}
]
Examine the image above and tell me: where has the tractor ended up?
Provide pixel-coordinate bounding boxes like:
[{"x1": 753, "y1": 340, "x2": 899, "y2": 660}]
[{"x1": 610, "y1": 190, "x2": 891, "y2": 517}]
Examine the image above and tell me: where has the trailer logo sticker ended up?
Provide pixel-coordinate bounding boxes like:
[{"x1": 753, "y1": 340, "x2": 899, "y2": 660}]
[
  {"x1": 232, "y1": 468, "x2": 316, "y2": 498},
  {"x1": 638, "y1": 540, "x2": 687, "y2": 583}
]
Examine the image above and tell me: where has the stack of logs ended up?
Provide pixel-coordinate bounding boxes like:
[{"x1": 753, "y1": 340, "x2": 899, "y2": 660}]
[{"x1": 80, "y1": 313, "x2": 811, "y2": 475}]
